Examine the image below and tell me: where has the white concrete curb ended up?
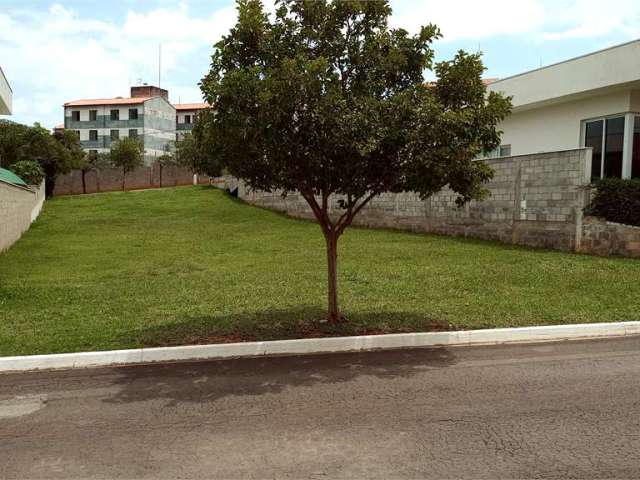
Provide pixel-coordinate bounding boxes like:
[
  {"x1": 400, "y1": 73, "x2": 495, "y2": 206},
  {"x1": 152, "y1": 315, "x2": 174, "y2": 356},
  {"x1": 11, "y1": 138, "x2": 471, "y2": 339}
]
[{"x1": 2, "y1": 321, "x2": 640, "y2": 373}]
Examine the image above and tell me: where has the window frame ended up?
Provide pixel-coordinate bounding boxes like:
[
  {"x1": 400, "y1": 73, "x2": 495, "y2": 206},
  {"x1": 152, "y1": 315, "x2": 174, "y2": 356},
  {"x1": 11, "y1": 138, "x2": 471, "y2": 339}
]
[
  {"x1": 89, "y1": 130, "x2": 98, "y2": 141},
  {"x1": 128, "y1": 129, "x2": 138, "y2": 139},
  {"x1": 71, "y1": 110, "x2": 80, "y2": 121},
  {"x1": 581, "y1": 112, "x2": 640, "y2": 180},
  {"x1": 110, "y1": 129, "x2": 120, "y2": 141},
  {"x1": 128, "y1": 108, "x2": 138, "y2": 120},
  {"x1": 89, "y1": 110, "x2": 97, "y2": 121},
  {"x1": 110, "y1": 109, "x2": 120, "y2": 121}
]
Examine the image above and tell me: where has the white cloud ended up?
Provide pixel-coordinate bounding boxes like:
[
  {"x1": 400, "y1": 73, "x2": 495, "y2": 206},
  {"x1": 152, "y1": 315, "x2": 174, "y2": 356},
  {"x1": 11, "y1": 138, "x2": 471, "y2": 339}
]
[
  {"x1": 389, "y1": 0, "x2": 545, "y2": 40},
  {"x1": 389, "y1": 0, "x2": 640, "y2": 41},
  {"x1": 540, "y1": 0, "x2": 640, "y2": 40},
  {"x1": 0, "y1": 2, "x2": 236, "y2": 128}
]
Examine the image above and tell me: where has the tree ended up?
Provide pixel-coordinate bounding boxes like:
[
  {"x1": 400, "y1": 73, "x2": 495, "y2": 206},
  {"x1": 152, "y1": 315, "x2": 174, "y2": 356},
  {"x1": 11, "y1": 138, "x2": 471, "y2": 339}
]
[
  {"x1": 8, "y1": 160, "x2": 45, "y2": 185},
  {"x1": 0, "y1": 120, "x2": 30, "y2": 169},
  {"x1": 109, "y1": 137, "x2": 144, "y2": 191},
  {"x1": 55, "y1": 130, "x2": 89, "y2": 193},
  {"x1": 199, "y1": 0, "x2": 511, "y2": 322},
  {"x1": 19, "y1": 124, "x2": 74, "y2": 197},
  {"x1": 175, "y1": 124, "x2": 221, "y2": 179},
  {"x1": 155, "y1": 145, "x2": 176, "y2": 187}
]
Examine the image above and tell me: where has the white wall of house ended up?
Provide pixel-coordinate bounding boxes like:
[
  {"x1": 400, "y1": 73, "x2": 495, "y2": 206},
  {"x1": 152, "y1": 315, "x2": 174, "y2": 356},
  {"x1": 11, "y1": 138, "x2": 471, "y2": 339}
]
[
  {"x1": 498, "y1": 89, "x2": 637, "y2": 156},
  {"x1": 0, "y1": 67, "x2": 12, "y2": 115}
]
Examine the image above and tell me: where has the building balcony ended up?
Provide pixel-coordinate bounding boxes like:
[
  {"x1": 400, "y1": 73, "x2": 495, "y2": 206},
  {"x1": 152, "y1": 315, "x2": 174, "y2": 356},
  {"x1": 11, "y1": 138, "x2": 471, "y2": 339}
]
[
  {"x1": 66, "y1": 116, "x2": 144, "y2": 130},
  {"x1": 176, "y1": 122, "x2": 194, "y2": 131}
]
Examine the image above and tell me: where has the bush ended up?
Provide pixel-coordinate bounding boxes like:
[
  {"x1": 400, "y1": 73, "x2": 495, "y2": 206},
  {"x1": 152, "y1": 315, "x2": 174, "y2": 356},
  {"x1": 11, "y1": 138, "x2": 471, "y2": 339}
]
[
  {"x1": 9, "y1": 160, "x2": 45, "y2": 185},
  {"x1": 586, "y1": 178, "x2": 640, "y2": 226}
]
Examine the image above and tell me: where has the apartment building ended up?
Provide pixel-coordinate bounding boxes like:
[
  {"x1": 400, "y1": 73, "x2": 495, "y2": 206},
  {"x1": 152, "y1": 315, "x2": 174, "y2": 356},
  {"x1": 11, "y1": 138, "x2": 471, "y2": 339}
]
[
  {"x1": 0, "y1": 66, "x2": 12, "y2": 115},
  {"x1": 175, "y1": 103, "x2": 209, "y2": 139},
  {"x1": 64, "y1": 85, "x2": 175, "y2": 164}
]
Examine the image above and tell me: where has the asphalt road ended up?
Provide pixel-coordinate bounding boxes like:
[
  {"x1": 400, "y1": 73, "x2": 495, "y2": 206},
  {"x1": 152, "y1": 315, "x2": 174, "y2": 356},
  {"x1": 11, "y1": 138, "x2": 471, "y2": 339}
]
[{"x1": 2, "y1": 337, "x2": 640, "y2": 479}]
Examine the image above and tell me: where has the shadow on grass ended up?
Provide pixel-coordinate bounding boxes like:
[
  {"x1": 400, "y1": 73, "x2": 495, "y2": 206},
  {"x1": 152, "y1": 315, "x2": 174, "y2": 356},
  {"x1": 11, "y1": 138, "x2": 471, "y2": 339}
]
[{"x1": 127, "y1": 306, "x2": 453, "y2": 348}]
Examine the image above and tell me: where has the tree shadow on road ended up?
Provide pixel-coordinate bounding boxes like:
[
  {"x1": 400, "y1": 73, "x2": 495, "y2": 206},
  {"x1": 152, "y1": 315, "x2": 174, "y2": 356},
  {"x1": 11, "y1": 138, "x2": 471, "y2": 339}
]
[{"x1": 105, "y1": 307, "x2": 457, "y2": 407}]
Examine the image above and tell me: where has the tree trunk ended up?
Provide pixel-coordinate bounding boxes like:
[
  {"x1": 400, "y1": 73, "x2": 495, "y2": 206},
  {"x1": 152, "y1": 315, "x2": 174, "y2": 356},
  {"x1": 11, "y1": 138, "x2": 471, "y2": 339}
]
[
  {"x1": 159, "y1": 164, "x2": 163, "y2": 188},
  {"x1": 325, "y1": 231, "x2": 341, "y2": 323},
  {"x1": 122, "y1": 168, "x2": 126, "y2": 191},
  {"x1": 81, "y1": 170, "x2": 86, "y2": 194}
]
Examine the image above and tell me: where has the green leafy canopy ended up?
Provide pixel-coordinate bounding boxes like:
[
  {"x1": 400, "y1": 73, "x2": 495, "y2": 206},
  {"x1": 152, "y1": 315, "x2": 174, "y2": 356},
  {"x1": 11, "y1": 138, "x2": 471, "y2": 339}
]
[{"x1": 200, "y1": 0, "x2": 511, "y2": 209}]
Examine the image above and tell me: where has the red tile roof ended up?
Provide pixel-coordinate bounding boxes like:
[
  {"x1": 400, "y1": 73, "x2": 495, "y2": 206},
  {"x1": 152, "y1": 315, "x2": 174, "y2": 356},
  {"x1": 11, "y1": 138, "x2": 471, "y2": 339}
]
[
  {"x1": 64, "y1": 97, "x2": 152, "y2": 107},
  {"x1": 173, "y1": 103, "x2": 210, "y2": 111}
]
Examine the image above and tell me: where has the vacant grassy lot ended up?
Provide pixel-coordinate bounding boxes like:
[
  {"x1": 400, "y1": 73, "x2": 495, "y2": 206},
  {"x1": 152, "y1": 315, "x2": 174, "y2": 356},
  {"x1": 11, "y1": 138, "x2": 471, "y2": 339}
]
[{"x1": 1, "y1": 186, "x2": 639, "y2": 356}]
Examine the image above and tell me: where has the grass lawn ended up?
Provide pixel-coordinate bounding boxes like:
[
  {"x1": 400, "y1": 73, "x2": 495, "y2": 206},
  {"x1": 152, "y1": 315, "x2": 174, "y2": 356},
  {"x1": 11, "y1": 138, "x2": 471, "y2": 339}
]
[{"x1": 1, "y1": 186, "x2": 639, "y2": 356}]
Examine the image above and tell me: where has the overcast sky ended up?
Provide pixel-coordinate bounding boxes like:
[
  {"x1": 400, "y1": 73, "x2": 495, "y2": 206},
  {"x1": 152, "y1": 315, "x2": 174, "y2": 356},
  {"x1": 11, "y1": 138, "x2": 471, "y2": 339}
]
[{"x1": 1, "y1": 0, "x2": 639, "y2": 129}]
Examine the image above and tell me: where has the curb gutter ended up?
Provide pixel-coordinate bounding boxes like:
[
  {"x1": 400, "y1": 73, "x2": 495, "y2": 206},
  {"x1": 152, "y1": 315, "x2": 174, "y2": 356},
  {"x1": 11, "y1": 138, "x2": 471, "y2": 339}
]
[{"x1": 2, "y1": 321, "x2": 640, "y2": 373}]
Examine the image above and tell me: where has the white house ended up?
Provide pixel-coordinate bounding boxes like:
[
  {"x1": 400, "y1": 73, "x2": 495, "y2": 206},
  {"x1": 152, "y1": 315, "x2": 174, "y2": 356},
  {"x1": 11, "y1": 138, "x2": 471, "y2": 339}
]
[
  {"x1": 487, "y1": 39, "x2": 640, "y2": 180},
  {"x1": 0, "y1": 66, "x2": 11, "y2": 115}
]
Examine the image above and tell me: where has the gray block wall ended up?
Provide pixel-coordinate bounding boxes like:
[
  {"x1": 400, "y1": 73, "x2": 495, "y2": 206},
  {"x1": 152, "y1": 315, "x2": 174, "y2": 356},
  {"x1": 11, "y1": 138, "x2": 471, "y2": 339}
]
[{"x1": 227, "y1": 149, "x2": 595, "y2": 253}]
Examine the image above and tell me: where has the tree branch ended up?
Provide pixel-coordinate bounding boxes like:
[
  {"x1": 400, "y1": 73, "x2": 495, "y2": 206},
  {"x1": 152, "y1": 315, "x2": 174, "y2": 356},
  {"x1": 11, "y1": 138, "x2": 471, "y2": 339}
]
[{"x1": 335, "y1": 190, "x2": 379, "y2": 236}]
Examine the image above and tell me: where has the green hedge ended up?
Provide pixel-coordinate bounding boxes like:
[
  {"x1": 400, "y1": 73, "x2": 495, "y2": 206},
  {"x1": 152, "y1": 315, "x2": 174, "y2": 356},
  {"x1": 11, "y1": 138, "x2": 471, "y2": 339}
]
[{"x1": 586, "y1": 178, "x2": 640, "y2": 227}]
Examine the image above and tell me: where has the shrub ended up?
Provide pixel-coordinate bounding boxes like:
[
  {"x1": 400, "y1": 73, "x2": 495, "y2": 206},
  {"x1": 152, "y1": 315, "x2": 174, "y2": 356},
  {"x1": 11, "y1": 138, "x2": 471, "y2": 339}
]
[
  {"x1": 9, "y1": 160, "x2": 45, "y2": 185},
  {"x1": 586, "y1": 178, "x2": 640, "y2": 227}
]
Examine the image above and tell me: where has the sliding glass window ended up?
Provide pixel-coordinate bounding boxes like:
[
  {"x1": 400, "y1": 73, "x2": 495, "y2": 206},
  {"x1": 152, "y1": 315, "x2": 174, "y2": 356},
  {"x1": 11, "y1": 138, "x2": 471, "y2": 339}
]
[
  {"x1": 584, "y1": 116, "x2": 626, "y2": 180},
  {"x1": 585, "y1": 119, "x2": 603, "y2": 180}
]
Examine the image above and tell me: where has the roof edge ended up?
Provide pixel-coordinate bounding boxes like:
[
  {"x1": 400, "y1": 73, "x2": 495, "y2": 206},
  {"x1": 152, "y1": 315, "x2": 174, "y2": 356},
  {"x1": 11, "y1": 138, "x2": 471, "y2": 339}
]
[{"x1": 491, "y1": 37, "x2": 640, "y2": 86}]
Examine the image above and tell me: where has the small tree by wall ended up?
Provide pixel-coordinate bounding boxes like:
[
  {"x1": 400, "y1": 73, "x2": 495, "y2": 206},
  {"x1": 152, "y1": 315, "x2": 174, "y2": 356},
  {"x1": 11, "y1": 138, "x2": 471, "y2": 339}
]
[
  {"x1": 175, "y1": 130, "x2": 221, "y2": 180},
  {"x1": 109, "y1": 137, "x2": 144, "y2": 191},
  {"x1": 198, "y1": 0, "x2": 511, "y2": 323}
]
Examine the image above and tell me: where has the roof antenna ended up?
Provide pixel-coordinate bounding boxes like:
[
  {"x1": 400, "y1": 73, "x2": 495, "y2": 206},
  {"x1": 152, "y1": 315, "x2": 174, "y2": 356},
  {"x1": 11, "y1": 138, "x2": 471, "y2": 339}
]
[{"x1": 158, "y1": 43, "x2": 162, "y2": 88}]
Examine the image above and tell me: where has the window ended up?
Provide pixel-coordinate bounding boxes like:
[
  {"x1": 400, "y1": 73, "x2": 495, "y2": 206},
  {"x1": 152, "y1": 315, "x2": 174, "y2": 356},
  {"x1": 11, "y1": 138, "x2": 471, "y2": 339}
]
[
  {"x1": 185, "y1": 114, "x2": 191, "y2": 124},
  {"x1": 71, "y1": 110, "x2": 80, "y2": 121},
  {"x1": 585, "y1": 120, "x2": 603, "y2": 180},
  {"x1": 110, "y1": 109, "x2": 119, "y2": 121},
  {"x1": 74, "y1": 130, "x2": 81, "y2": 138},
  {"x1": 89, "y1": 110, "x2": 97, "y2": 121},
  {"x1": 604, "y1": 117, "x2": 625, "y2": 178},
  {"x1": 176, "y1": 115, "x2": 179, "y2": 124},
  {"x1": 89, "y1": 130, "x2": 98, "y2": 141},
  {"x1": 129, "y1": 108, "x2": 138, "y2": 120},
  {"x1": 633, "y1": 116, "x2": 640, "y2": 179},
  {"x1": 89, "y1": 150, "x2": 98, "y2": 159},
  {"x1": 499, "y1": 145, "x2": 512, "y2": 157},
  {"x1": 585, "y1": 116, "x2": 625, "y2": 180},
  {"x1": 129, "y1": 129, "x2": 138, "y2": 139},
  {"x1": 110, "y1": 129, "x2": 119, "y2": 141}
]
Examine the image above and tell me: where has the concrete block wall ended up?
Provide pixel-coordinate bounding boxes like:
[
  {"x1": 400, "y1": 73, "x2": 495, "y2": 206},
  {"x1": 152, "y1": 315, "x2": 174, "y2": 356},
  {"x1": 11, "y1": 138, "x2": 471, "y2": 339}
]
[
  {"x1": 53, "y1": 165, "x2": 211, "y2": 196},
  {"x1": 227, "y1": 149, "x2": 594, "y2": 253},
  {"x1": 0, "y1": 180, "x2": 45, "y2": 253}
]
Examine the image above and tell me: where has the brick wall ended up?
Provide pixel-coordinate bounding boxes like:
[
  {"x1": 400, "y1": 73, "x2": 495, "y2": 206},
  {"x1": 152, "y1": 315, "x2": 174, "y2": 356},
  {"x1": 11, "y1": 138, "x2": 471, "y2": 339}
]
[
  {"x1": 53, "y1": 165, "x2": 211, "y2": 196},
  {"x1": 226, "y1": 149, "x2": 594, "y2": 252},
  {"x1": 0, "y1": 180, "x2": 45, "y2": 253}
]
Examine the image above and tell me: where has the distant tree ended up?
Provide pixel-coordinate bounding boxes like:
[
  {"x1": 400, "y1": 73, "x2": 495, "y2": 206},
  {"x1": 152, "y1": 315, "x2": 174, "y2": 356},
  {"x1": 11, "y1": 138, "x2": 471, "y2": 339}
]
[
  {"x1": 78, "y1": 150, "x2": 111, "y2": 194},
  {"x1": 19, "y1": 124, "x2": 74, "y2": 197},
  {"x1": 0, "y1": 120, "x2": 30, "y2": 169},
  {"x1": 155, "y1": 145, "x2": 176, "y2": 187},
  {"x1": 109, "y1": 137, "x2": 144, "y2": 191},
  {"x1": 8, "y1": 160, "x2": 45, "y2": 185},
  {"x1": 175, "y1": 124, "x2": 221, "y2": 179},
  {"x1": 199, "y1": 0, "x2": 511, "y2": 322},
  {"x1": 0, "y1": 122, "x2": 85, "y2": 196}
]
